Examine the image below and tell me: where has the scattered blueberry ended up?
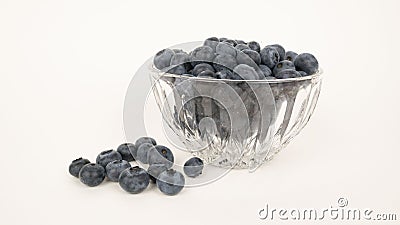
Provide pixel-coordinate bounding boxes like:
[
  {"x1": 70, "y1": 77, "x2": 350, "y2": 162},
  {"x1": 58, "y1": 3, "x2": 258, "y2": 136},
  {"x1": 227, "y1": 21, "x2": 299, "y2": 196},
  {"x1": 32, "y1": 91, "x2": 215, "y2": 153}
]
[
  {"x1": 259, "y1": 64, "x2": 272, "y2": 77},
  {"x1": 136, "y1": 143, "x2": 154, "y2": 164},
  {"x1": 233, "y1": 64, "x2": 259, "y2": 80},
  {"x1": 275, "y1": 69, "x2": 301, "y2": 79},
  {"x1": 69, "y1": 158, "x2": 90, "y2": 178},
  {"x1": 242, "y1": 49, "x2": 261, "y2": 65},
  {"x1": 147, "y1": 164, "x2": 168, "y2": 183},
  {"x1": 247, "y1": 41, "x2": 261, "y2": 52},
  {"x1": 273, "y1": 60, "x2": 295, "y2": 76},
  {"x1": 135, "y1": 137, "x2": 157, "y2": 147},
  {"x1": 285, "y1": 51, "x2": 298, "y2": 62},
  {"x1": 269, "y1": 44, "x2": 285, "y2": 62},
  {"x1": 260, "y1": 46, "x2": 280, "y2": 69},
  {"x1": 153, "y1": 49, "x2": 175, "y2": 70},
  {"x1": 105, "y1": 160, "x2": 131, "y2": 182},
  {"x1": 192, "y1": 63, "x2": 215, "y2": 76},
  {"x1": 183, "y1": 157, "x2": 204, "y2": 178},
  {"x1": 294, "y1": 53, "x2": 319, "y2": 75},
  {"x1": 117, "y1": 143, "x2": 135, "y2": 161},
  {"x1": 235, "y1": 44, "x2": 250, "y2": 51},
  {"x1": 119, "y1": 166, "x2": 150, "y2": 194},
  {"x1": 216, "y1": 42, "x2": 237, "y2": 57},
  {"x1": 148, "y1": 145, "x2": 174, "y2": 168},
  {"x1": 156, "y1": 169, "x2": 185, "y2": 196},
  {"x1": 79, "y1": 163, "x2": 106, "y2": 187},
  {"x1": 96, "y1": 150, "x2": 122, "y2": 168}
]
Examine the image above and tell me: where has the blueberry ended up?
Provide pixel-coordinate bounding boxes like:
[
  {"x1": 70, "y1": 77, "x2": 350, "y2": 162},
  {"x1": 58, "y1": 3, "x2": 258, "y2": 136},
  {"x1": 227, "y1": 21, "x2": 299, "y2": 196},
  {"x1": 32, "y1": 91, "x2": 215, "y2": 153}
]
[
  {"x1": 259, "y1": 65, "x2": 272, "y2": 77},
  {"x1": 167, "y1": 64, "x2": 186, "y2": 75},
  {"x1": 223, "y1": 39, "x2": 237, "y2": 46},
  {"x1": 298, "y1": 71, "x2": 308, "y2": 76},
  {"x1": 260, "y1": 46, "x2": 280, "y2": 69},
  {"x1": 233, "y1": 64, "x2": 259, "y2": 80},
  {"x1": 198, "y1": 70, "x2": 216, "y2": 78},
  {"x1": 192, "y1": 63, "x2": 215, "y2": 76},
  {"x1": 235, "y1": 44, "x2": 250, "y2": 51},
  {"x1": 235, "y1": 40, "x2": 246, "y2": 45},
  {"x1": 215, "y1": 69, "x2": 234, "y2": 79},
  {"x1": 147, "y1": 164, "x2": 168, "y2": 183},
  {"x1": 213, "y1": 54, "x2": 237, "y2": 71},
  {"x1": 117, "y1": 143, "x2": 135, "y2": 161},
  {"x1": 216, "y1": 42, "x2": 237, "y2": 57},
  {"x1": 79, "y1": 163, "x2": 106, "y2": 187},
  {"x1": 183, "y1": 157, "x2": 204, "y2": 178},
  {"x1": 153, "y1": 49, "x2": 175, "y2": 70},
  {"x1": 275, "y1": 69, "x2": 301, "y2": 79},
  {"x1": 273, "y1": 60, "x2": 295, "y2": 76},
  {"x1": 204, "y1": 37, "x2": 219, "y2": 51},
  {"x1": 247, "y1": 41, "x2": 261, "y2": 52},
  {"x1": 119, "y1": 166, "x2": 150, "y2": 194},
  {"x1": 136, "y1": 143, "x2": 154, "y2": 164},
  {"x1": 69, "y1": 157, "x2": 90, "y2": 178},
  {"x1": 242, "y1": 49, "x2": 261, "y2": 65},
  {"x1": 105, "y1": 160, "x2": 131, "y2": 182},
  {"x1": 190, "y1": 46, "x2": 215, "y2": 65},
  {"x1": 96, "y1": 150, "x2": 122, "y2": 168},
  {"x1": 269, "y1": 44, "x2": 285, "y2": 62},
  {"x1": 294, "y1": 53, "x2": 319, "y2": 75},
  {"x1": 156, "y1": 169, "x2": 185, "y2": 196},
  {"x1": 170, "y1": 52, "x2": 190, "y2": 66},
  {"x1": 148, "y1": 145, "x2": 174, "y2": 168},
  {"x1": 285, "y1": 51, "x2": 298, "y2": 62},
  {"x1": 135, "y1": 137, "x2": 157, "y2": 147},
  {"x1": 219, "y1": 37, "x2": 228, "y2": 42}
]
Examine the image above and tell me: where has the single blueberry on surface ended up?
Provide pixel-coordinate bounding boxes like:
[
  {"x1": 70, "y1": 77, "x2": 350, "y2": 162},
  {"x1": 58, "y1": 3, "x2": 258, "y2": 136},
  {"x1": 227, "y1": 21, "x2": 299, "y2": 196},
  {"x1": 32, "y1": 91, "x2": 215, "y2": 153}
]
[
  {"x1": 153, "y1": 49, "x2": 175, "y2": 70},
  {"x1": 96, "y1": 150, "x2": 122, "y2": 168},
  {"x1": 135, "y1": 137, "x2": 157, "y2": 147},
  {"x1": 156, "y1": 169, "x2": 185, "y2": 196},
  {"x1": 79, "y1": 163, "x2": 105, "y2": 187},
  {"x1": 69, "y1": 157, "x2": 90, "y2": 178},
  {"x1": 203, "y1": 37, "x2": 219, "y2": 51},
  {"x1": 147, "y1": 145, "x2": 174, "y2": 168},
  {"x1": 273, "y1": 60, "x2": 295, "y2": 76},
  {"x1": 235, "y1": 44, "x2": 250, "y2": 51},
  {"x1": 147, "y1": 164, "x2": 168, "y2": 183},
  {"x1": 136, "y1": 143, "x2": 154, "y2": 164},
  {"x1": 285, "y1": 51, "x2": 298, "y2": 62},
  {"x1": 117, "y1": 143, "x2": 135, "y2": 161},
  {"x1": 233, "y1": 64, "x2": 259, "y2": 80},
  {"x1": 192, "y1": 63, "x2": 215, "y2": 76},
  {"x1": 183, "y1": 157, "x2": 204, "y2": 178},
  {"x1": 190, "y1": 46, "x2": 215, "y2": 65},
  {"x1": 247, "y1": 41, "x2": 261, "y2": 52},
  {"x1": 119, "y1": 166, "x2": 150, "y2": 194},
  {"x1": 294, "y1": 53, "x2": 319, "y2": 75},
  {"x1": 242, "y1": 49, "x2": 261, "y2": 65},
  {"x1": 105, "y1": 160, "x2": 131, "y2": 182},
  {"x1": 269, "y1": 44, "x2": 285, "y2": 62},
  {"x1": 260, "y1": 46, "x2": 280, "y2": 69},
  {"x1": 213, "y1": 54, "x2": 237, "y2": 71},
  {"x1": 216, "y1": 42, "x2": 237, "y2": 57},
  {"x1": 275, "y1": 69, "x2": 301, "y2": 79},
  {"x1": 259, "y1": 64, "x2": 272, "y2": 77}
]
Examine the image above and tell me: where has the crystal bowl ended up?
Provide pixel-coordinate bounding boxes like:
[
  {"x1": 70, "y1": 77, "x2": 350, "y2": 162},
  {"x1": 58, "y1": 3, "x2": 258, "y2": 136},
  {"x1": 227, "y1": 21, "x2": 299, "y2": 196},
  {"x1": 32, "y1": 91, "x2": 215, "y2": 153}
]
[{"x1": 150, "y1": 66, "x2": 322, "y2": 171}]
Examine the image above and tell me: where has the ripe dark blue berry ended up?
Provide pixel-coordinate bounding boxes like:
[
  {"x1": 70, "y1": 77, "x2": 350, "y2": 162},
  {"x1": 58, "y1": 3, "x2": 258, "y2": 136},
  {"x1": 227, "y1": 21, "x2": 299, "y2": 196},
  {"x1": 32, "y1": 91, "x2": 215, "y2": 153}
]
[
  {"x1": 275, "y1": 69, "x2": 301, "y2": 79},
  {"x1": 69, "y1": 158, "x2": 90, "y2": 178},
  {"x1": 156, "y1": 169, "x2": 185, "y2": 196},
  {"x1": 273, "y1": 60, "x2": 295, "y2": 76},
  {"x1": 147, "y1": 164, "x2": 168, "y2": 183},
  {"x1": 198, "y1": 70, "x2": 216, "y2": 78},
  {"x1": 135, "y1": 137, "x2": 157, "y2": 147},
  {"x1": 190, "y1": 46, "x2": 215, "y2": 65},
  {"x1": 79, "y1": 163, "x2": 106, "y2": 187},
  {"x1": 242, "y1": 49, "x2": 261, "y2": 65},
  {"x1": 259, "y1": 65, "x2": 272, "y2": 77},
  {"x1": 117, "y1": 143, "x2": 135, "y2": 161},
  {"x1": 148, "y1": 145, "x2": 174, "y2": 168},
  {"x1": 223, "y1": 39, "x2": 237, "y2": 46},
  {"x1": 260, "y1": 46, "x2": 280, "y2": 69},
  {"x1": 204, "y1": 37, "x2": 219, "y2": 51},
  {"x1": 119, "y1": 166, "x2": 150, "y2": 194},
  {"x1": 96, "y1": 150, "x2": 122, "y2": 168},
  {"x1": 154, "y1": 49, "x2": 175, "y2": 70},
  {"x1": 183, "y1": 157, "x2": 204, "y2": 178},
  {"x1": 294, "y1": 53, "x2": 319, "y2": 75},
  {"x1": 192, "y1": 63, "x2": 215, "y2": 76},
  {"x1": 216, "y1": 42, "x2": 237, "y2": 56},
  {"x1": 213, "y1": 54, "x2": 238, "y2": 71},
  {"x1": 285, "y1": 51, "x2": 298, "y2": 62},
  {"x1": 136, "y1": 143, "x2": 154, "y2": 164},
  {"x1": 269, "y1": 44, "x2": 285, "y2": 62},
  {"x1": 105, "y1": 160, "x2": 131, "y2": 182},
  {"x1": 247, "y1": 41, "x2": 261, "y2": 52},
  {"x1": 233, "y1": 64, "x2": 259, "y2": 80},
  {"x1": 235, "y1": 44, "x2": 250, "y2": 51}
]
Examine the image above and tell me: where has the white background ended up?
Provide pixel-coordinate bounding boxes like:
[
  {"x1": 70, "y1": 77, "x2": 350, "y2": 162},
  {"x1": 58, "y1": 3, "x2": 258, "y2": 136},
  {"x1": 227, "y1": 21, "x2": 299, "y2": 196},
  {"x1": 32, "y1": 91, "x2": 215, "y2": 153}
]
[{"x1": 1, "y1": 0, "x2": 399, "y2": 224}]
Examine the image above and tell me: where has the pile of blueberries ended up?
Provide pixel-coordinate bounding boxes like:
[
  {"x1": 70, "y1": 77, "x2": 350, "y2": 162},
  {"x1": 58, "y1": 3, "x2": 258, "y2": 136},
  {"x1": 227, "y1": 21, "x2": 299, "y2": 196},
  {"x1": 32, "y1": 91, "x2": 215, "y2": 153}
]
[
  {"x1": 69, "y1": 137, "x2": 204, "y2": 196},
  {"x1": 153, "y1": 37, "x2": 319, "y2": 80}
]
